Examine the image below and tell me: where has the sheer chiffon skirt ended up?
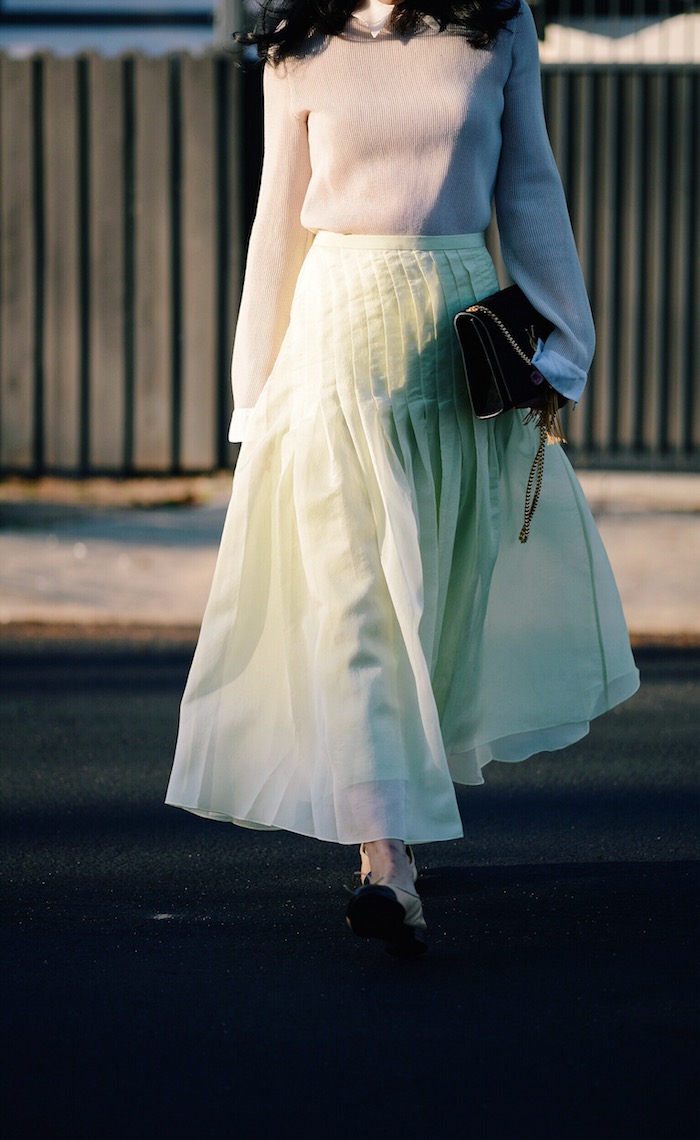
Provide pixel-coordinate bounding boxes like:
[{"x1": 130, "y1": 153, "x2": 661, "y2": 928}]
[{"x1": 165, "y1": 233, "x2": 639, "y2": 844}]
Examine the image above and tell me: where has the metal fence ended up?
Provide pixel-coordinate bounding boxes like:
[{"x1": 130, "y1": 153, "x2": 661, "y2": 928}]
[
  {"x1": 542, "y1": 63, "x2": 698, "y2": 465},
  {"x1": 0, "y1": 52, "x2": 698, "y2": 474}
]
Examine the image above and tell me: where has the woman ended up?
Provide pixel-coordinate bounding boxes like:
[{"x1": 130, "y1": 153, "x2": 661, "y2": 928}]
[{"x1": 166, "y1": 0, "x2": 639, "y2": 956}]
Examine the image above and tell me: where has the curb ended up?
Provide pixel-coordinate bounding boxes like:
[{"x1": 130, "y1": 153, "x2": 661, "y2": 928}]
[{"x1": 1, "y1": 620, "x2": 699, "y2": 652}]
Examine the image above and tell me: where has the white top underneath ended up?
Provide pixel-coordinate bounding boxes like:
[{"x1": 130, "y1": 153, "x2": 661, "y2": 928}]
[{"x1": 352, "y1": 0, "x2": 395, "y2": 38}]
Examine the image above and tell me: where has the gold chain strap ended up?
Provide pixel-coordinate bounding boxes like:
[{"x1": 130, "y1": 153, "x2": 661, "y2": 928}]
[
  {"x1": 519, "y1": 390, "x2": 567, "y2": 544},
  {"x1": 467, "y1": 305, "x2": 568, "y2": 544},
  {"x1": 519, "y1": 424, "x2": 546, "y2": 544},
  {"x1": 466, "y1": 304, "x2": 536, "y2": 364}
]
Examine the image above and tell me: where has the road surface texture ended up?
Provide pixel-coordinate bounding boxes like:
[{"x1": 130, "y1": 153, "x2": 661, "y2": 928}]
[{"x1": 1, "y1": 635, "x2": 698, "y2": 1139}]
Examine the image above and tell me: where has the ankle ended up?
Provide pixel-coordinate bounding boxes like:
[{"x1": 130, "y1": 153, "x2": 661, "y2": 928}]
[{"x1": 362, "y1": 839, "x2": 415, "y2": 891}]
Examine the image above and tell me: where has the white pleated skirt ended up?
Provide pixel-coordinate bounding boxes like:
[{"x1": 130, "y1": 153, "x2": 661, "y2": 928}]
[{"x1": 166, "y1": 232, "x2": 639, "y2": 845}]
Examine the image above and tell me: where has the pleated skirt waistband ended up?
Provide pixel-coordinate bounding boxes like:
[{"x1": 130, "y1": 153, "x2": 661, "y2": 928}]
[{"x1": 312, "y1": 231, "x2": 486, "y2": 252}]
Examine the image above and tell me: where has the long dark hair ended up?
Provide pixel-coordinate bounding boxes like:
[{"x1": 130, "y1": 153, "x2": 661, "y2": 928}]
[{"x1": 239, "y1": 0, "x2": 522, "y2": 63}]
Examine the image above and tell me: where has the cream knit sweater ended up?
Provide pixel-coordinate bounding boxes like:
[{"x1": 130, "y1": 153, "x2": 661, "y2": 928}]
[{"x1": 229, "y1": 1, "x2": 595, "y2": 440}]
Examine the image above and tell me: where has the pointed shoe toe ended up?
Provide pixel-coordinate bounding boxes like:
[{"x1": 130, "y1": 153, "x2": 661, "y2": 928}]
[{"x1": 346, "y1": 883, "x2": 428, "y2": 958}]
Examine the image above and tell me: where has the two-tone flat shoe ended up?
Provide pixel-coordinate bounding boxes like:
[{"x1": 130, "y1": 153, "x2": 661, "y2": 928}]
[
  {"x1": 358, "y1": 843, "x2": 418, "y2": 886},
  {"x1": 346, "y1": 882, "x2": 428, "y2": 958}
]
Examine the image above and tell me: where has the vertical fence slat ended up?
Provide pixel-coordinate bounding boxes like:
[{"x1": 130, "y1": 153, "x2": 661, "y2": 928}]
[
  {"x1": 218, "y1": 56, "x2": 243, "y2": 469},
  {"x1": 544, "y1": 68, "x2": 571, "y2": 195},
  {"x1": 680, "y1": 67, "x2": 700, "y2": 458},
  {"x1": 666, "y1": 70, "x2": 689, "y2": 458},
  {"x1": 691, "y1": 70, "x2": 700, "y2": 456},
  {"x1": 641, "y1": 70, "x2": 670, "y2": 454},
  {"x1": 42, "y1": 56, "x2": 81, "y2": 470},
  {"x1": 616, "y1": 71, "x2": 645, "y2": 452},
  {"x1": 590, "y1": 70, "x2": 618, "y2": 453},
  {"x1": 88, "y1": 54, "x2": 125, "y2": 471},
  {"x1": 132, "y1": 55, "x2": 172, "y2": 470},
  {"x1": 179, "y1": 54, "x2": 217, "y2": 470},
  {"x1": 0, "y1": 58, "x2": 35, "y2": 469},
  {"x1": 561, "y1": 70, "x2": 596, "y2": 451}
]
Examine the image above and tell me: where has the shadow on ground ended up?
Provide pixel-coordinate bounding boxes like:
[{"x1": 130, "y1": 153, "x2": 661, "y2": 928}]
[{"x1": 1, "y1": 643, "x2": 698, "y2": 1138}]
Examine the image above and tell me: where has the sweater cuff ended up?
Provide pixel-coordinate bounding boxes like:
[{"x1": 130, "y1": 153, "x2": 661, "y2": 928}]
[
  {"x1": 531, "y1": 342, "x2": 587, "y2": 404},
  {"x1": 228, "y1": 407, "x2": 254, "y2": 443}
]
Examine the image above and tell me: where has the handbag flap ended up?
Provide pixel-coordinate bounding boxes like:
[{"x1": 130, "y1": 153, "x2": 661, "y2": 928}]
[
  {"x1": 453, "y1": 311, "x2": 505, "y2": 417},
  {"x1": 454, "y1": 285, "x2": 556, "y2": 417}
]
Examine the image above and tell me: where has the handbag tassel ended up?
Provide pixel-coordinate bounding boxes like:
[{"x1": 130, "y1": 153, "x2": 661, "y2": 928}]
[{"x1": 519, "y1": 390, "x2": 566, "y2": 544}]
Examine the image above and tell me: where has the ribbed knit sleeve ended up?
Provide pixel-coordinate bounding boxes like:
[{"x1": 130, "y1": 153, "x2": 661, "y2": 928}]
[
  {"x1": 229, "y1": 63, "x2": 313, "y2": 441},
  {"x1": 494, "y1": 1, "x2": 595, "y2": 401}
]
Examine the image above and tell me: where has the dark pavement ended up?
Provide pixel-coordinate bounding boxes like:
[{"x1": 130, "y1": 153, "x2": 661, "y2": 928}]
[{"x1": 1, "y1": 637, "x2": 698, "y2": 1139}]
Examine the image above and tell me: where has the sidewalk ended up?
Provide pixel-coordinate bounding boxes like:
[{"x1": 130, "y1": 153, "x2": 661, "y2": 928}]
[{"x1": 1, "y1": 471, "x2": 698, "y2": 645}]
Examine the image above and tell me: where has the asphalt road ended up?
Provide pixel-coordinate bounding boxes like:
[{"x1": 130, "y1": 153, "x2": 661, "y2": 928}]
[{"x1": 1, "y1": 638, "x2": 698, "y2": 1139}]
